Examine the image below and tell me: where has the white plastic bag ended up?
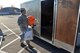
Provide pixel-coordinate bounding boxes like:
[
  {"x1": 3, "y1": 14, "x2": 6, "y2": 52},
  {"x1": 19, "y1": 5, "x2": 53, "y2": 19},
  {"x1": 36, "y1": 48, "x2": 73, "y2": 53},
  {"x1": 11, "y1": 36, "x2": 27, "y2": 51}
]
[{"x1": 24, "y1": 27, "x2": 33, "y2": 41}]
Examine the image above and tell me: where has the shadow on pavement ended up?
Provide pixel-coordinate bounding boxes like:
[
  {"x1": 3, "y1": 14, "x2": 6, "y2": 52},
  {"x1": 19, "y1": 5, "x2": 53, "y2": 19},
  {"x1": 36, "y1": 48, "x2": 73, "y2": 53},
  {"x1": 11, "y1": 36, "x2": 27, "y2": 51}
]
[
  {"x1": 25, "y1": 45, "x2": 37, "y2": 53},
  {"x1": 21, "y1": 43, "x2": 37, "y2": 53}
]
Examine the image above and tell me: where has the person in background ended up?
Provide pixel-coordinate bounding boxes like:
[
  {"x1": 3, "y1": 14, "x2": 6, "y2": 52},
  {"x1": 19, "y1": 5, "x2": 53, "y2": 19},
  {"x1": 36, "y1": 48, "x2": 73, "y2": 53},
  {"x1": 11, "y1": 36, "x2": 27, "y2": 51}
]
[{"x1": 17, "y1": 8, "x2": 30, "y2": 47}]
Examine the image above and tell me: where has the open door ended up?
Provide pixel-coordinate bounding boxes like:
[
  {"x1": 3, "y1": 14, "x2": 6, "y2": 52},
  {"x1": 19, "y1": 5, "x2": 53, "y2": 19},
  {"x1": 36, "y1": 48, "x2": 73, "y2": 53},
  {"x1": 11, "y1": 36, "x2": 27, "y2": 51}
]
[
  {"x1": 54, "y1": 0, "x2": 79, "y2": 53},
  {"x1": 41, "y1": 0, "x2": 53, "y2": 41}
]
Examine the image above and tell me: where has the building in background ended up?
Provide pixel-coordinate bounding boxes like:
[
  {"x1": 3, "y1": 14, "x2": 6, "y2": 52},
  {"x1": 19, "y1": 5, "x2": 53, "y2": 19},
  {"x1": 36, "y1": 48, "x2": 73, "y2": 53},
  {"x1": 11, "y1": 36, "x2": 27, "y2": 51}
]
[{"x1": 0, "y1": 7, "x2": 20, "y2": 15}]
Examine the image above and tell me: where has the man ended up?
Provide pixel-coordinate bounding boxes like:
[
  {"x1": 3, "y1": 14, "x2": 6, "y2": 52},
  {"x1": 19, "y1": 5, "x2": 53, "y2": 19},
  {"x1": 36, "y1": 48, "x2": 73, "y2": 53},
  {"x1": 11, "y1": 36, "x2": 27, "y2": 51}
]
[{"x1": 17, "y1": 8, "x2": 30, "y2": 47}]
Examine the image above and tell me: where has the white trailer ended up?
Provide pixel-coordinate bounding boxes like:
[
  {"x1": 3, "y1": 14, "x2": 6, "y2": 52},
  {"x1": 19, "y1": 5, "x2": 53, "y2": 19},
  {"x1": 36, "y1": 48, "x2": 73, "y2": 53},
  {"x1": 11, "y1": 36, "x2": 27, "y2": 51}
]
[{"x1": 21, "y1": 0, "x2": 80, "y2": 53}]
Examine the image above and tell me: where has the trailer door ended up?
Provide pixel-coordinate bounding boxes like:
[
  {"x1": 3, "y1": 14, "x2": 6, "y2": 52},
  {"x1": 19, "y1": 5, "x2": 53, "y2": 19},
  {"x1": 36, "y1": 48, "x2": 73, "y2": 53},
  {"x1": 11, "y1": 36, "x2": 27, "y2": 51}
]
[{"x1": 54, "y1": 0, "x2": 79, "y2": 53}]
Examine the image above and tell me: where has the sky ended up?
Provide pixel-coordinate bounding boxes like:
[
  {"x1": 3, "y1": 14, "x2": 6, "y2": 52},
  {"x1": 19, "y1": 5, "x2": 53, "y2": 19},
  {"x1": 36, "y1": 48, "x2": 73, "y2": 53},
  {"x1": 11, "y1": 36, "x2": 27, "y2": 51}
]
[{"x1": 0, "y1": 0, "x2": 32, "y2": 8}]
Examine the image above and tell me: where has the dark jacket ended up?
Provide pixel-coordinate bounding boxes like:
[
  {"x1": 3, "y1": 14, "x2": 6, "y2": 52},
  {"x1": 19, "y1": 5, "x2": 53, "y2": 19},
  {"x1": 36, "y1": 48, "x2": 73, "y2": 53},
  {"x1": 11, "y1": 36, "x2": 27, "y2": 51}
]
[{"x1": 18, "y1": 15, "x2": 28, "y2": 31}]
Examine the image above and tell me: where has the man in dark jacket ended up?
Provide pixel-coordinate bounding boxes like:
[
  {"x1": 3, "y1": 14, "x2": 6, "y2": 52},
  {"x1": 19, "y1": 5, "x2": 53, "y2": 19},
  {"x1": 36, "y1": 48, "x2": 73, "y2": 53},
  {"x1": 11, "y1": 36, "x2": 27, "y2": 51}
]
[{"x1": 18, "y1": 8, "x2": 30, "y2": 47}]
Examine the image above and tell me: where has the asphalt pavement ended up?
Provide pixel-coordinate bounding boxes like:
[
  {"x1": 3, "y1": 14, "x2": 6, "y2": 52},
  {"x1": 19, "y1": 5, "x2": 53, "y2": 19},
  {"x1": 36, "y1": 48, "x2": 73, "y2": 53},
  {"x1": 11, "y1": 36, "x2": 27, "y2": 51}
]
[{"x1": 0, "y1": 15, "x2": 79, "y2": 53}]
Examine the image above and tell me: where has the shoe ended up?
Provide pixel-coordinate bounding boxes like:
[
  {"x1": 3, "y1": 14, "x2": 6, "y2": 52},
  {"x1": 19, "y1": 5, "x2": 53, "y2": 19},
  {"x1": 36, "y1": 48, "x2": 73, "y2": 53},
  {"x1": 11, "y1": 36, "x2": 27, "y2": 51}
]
[
  {"x1": 20, "y1": 43, "x2": 26, "y2": 48},
  {"x1": 28, "y1": 44, "x2": 34, "y2": 49},
  {"x1": 26, "y1": 44, "x2": 29, "y2": 48},
  {"x1": 2, "y1": 37, "x2": 5, "y2": 41}
]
